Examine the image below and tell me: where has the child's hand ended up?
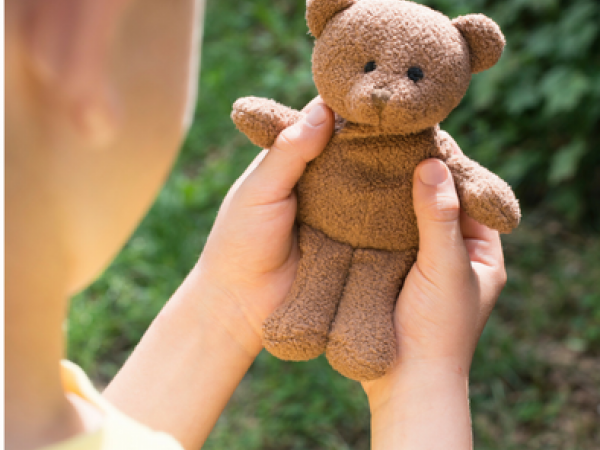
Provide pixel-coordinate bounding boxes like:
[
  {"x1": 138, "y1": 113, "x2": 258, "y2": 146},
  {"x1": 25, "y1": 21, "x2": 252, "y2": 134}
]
[
  {"x1": 191, "y1": 98, "x2": 334, "y2": 356},
  {"x1": 362, "y1": 136, "x2": 507, "y2": 449},
  {"x1": 397, "y1": 146, "x2": 506, "y2": 367}
]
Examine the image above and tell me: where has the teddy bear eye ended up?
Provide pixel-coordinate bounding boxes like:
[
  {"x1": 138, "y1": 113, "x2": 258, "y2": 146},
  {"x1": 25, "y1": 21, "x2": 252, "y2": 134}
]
[
  {"x1": 364, "y1": 61, "x2": 377, "y2": 73},
  {"x1": 407, "y1": 66, "x2": 424, "y2": 82}
]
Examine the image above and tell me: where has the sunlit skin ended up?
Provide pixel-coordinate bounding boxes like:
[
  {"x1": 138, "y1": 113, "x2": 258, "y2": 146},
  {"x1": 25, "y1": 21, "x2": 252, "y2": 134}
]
[
  {"x1": 6, "y1": 1, "x2": 507, "y2": 449},
  {"x1": 6, "y1": 0, "x2": 201, "y2": 447}
]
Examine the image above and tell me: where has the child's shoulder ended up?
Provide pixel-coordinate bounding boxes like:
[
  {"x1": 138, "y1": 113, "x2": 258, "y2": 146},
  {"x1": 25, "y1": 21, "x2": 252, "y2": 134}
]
[{"x1": 39, "y1": 362, "x2": 183, "y2": 450}]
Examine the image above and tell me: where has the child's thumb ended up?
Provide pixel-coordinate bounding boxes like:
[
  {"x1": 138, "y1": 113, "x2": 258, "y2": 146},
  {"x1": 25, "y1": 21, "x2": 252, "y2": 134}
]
[
  {"x1": 412, "y1": 159, "x2": 468, "y2": 271},
  {"x1": 246, "y1": 103, "x2": 334, "y2": 202}
]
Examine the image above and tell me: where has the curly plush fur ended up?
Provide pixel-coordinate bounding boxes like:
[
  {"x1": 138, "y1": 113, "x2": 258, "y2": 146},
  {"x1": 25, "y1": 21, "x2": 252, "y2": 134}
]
[{"x1": 231, "y1": 0, "x2": 520, "y2": 381}]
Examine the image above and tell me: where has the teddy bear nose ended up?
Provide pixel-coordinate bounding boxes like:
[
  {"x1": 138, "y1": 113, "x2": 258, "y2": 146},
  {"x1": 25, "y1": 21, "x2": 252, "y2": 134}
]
[{"x1": 371, "y1": 89, "x2": 392, "y2": 108}]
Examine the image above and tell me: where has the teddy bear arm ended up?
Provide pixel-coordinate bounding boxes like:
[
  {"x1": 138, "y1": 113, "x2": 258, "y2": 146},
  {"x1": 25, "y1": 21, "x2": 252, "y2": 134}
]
[
  {"x1": 446, "y1": 153, "x2": 521, "y2": 233},
  {"x1": 231, "y1": 96, "x2": 303, "y2": 149}
]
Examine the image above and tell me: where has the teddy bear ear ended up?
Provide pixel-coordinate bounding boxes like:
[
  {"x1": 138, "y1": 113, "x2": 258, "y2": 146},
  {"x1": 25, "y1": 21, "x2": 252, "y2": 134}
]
[
  {"x1": 452, "y1": 14, "x2": 505, "y2": 74},
  {"x1": 306, "y1": 0, "x2": 355, "y2": 38}
]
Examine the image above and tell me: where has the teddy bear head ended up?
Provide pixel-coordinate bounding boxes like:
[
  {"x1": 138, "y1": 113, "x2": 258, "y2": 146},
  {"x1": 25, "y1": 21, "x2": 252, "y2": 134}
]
[{"x1": 308, "y1": 0, "x2": 505, "y2": 135}]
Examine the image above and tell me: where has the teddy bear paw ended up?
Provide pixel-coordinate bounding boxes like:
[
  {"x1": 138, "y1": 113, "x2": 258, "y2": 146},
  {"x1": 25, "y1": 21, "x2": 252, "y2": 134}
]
[
  {"x1": 325, "y1": 336, "x2": 397, "y2": 382},
  {"x1": 262, "y1": 327, "x2": 328, "y2": 361}
]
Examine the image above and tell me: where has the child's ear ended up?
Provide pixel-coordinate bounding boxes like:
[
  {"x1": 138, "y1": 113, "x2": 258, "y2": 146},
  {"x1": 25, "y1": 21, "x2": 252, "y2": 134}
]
[
  {"x1": 25, "y1": 0, "x2": 128, "y2": 147},
  {"x1": 452, "y1": 14, "x2": 505, "y2": 74},
  {"x1": 306, "y1": 0, "x2": 355, "y2": 38}
]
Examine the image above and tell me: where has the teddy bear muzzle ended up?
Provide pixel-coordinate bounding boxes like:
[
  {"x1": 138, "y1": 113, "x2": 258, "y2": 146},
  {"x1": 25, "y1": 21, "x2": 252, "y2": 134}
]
[{"x1": 371, "y1": 88, "x2": 392, "y2": 110}]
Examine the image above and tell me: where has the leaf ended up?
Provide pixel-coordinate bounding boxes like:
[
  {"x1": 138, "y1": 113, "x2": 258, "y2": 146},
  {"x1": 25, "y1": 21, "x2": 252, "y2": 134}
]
[
  {"x1": 540, "y1": 67, "x2": 591, "y2": 115},
  {"x1": 548, "y1": 139, "x2": 587, "y2": 184}
]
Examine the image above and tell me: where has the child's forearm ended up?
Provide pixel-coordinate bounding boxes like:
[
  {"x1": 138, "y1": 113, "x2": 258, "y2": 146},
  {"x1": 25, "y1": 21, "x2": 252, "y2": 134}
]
[
  {"x1": 103, "y1": 101, "x2": 335, "y2": 449},
  {"x1": 103, "y1": 265, "x2": 262, "y2": 450},
  {"x1": 365, "y1": 360, "x2": 472, "y2": 450}
]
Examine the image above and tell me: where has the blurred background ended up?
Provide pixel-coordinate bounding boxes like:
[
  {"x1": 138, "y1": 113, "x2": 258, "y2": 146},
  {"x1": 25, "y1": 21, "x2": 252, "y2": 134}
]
[{"x1": 67, "y1": 0, "x2": 600, "y2": 448}]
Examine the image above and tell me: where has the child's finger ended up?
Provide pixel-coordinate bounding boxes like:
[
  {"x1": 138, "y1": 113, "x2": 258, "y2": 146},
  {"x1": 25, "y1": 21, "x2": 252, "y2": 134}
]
[
  {"x1": 243, "y1": 102, "x2": 334, "y2": 205},
  {"x1": 442, "y1": 134, "x2": 505, "y2": 275},
  {"x1": 225, "y1": 98, "x2": 325, "y2": 208},
  {"x1": 412, "y1": 159, "x2": 469, "y2": 273},
  {"x1": 461, "y1": 211, "x2": 507, "y2": 332},
  {"x1": 301, "y1": 96, "x2": 324, "y2": 113},
  {"x1": 461, "y1": 211, "x2": 504, "y2": 266},
  {"x1": 460, "y1": 209, "x2": 497, "y2": 241}
]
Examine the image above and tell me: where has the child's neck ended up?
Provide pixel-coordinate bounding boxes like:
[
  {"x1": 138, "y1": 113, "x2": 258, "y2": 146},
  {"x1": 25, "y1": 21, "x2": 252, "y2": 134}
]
[
  {"x1": 5, "y1": 237, "x2": 99, "y2": 449},
  {"x1": 4, "y1": 142, "x2": 105, "y2": 448},
  {"x1": 5, "y1": 298, "x2": 81, "y2": 449}
]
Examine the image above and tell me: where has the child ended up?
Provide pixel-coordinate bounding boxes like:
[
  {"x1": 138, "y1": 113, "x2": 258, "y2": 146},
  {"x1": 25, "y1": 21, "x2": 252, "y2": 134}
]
[{"x1": 5, "y1": 0, "x2": 508, "y2": 449}]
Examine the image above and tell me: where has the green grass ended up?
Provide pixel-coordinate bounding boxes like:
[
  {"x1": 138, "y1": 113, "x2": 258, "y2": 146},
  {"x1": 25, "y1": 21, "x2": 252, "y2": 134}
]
[
  {"x1": 67, "y1": 0, "x2": 600, "y2": 448},
  {"x1": 469, "y1": 218, "x2": 600, "y2": 449}
]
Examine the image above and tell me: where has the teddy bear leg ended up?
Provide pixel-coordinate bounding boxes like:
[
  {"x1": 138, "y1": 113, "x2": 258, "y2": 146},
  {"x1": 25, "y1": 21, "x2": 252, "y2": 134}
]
[
  {"x1": 325, "y1": 247, "x2": 417, "y2": 381},
  {"x1": 262, "y1": 223, "x2": 353, "y2": 361}
]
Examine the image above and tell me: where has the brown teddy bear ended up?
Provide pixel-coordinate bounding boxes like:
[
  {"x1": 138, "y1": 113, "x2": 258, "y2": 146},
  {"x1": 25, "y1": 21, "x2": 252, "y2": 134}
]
[{"x1": 231, "y1": 0, "x2": 520, "y2": 381}]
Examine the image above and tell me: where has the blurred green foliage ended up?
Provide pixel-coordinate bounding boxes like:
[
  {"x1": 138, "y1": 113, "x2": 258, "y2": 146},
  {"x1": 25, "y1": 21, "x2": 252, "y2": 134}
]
[
  {"x1": 68, "y1": 0, "x2": 600, "y2": 448},
  {"x1": 427, "y1": 0, "x2": 600, "y2": 227}
]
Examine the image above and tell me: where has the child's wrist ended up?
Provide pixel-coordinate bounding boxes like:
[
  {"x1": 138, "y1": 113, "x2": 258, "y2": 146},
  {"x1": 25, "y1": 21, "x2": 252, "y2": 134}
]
[
  {"x1": 363, "y1": 357, "x2": 470, "y2": 414},
  {"x1": 165, "y1": 265, "x2": 264, "y2": 359},
  {"x1": 364, "y1": 358, "x2": 473, "y2": 450}
]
